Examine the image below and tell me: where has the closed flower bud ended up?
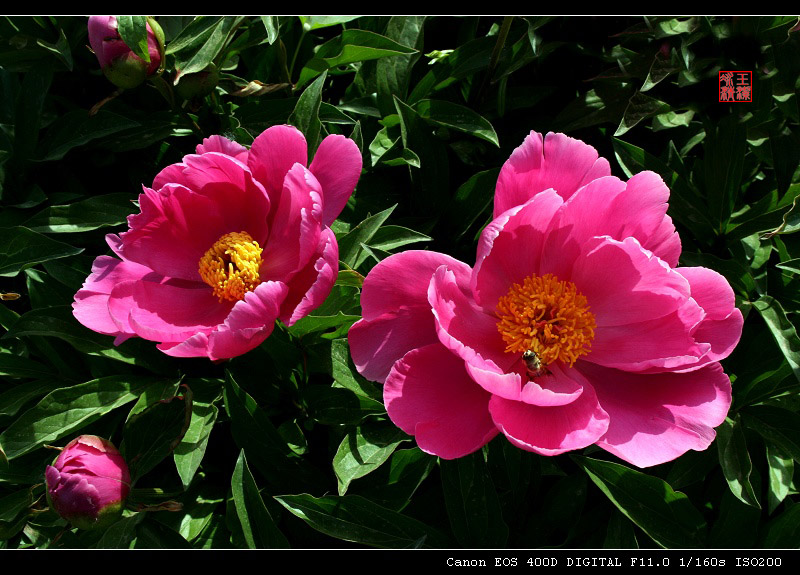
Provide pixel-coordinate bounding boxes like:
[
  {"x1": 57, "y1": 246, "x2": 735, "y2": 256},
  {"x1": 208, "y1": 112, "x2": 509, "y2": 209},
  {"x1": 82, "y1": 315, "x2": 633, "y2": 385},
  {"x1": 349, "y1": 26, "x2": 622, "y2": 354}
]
[
  {"x1": 88, "y1": 16, "x2": 164, "y2": 89},
  {"x1": 45, "y1": 435, "x2": 131, "y2": 530},
  {"x1": 175, "y1": 63, "x2": 220, "y2": 100}
]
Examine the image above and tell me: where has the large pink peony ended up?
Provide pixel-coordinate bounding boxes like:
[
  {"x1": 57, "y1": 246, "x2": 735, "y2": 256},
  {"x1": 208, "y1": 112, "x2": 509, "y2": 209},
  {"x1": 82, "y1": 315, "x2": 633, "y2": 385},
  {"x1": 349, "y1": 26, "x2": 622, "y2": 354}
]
[
  {"x1": 73, "y1": 125, "x2": 362, "y2": 360},
  {"x1": 349, "y1": 131, "x2": 742, "y2": 468}
]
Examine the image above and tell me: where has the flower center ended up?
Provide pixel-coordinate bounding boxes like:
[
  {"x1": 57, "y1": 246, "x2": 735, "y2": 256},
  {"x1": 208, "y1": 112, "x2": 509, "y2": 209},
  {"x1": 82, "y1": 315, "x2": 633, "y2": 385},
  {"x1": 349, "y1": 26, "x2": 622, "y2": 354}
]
[
  {"x1": 495, "y1": 274, "x2": 596, "y2": 368},
  {"x1": 198, "y1": 231, "x2": 263, "y2": 302}
]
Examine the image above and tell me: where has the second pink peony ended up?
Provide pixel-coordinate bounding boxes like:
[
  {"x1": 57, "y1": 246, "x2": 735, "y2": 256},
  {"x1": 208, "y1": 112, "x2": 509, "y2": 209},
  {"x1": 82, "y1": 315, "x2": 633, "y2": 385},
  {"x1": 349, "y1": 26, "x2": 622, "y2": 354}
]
[{"x1": 349, "y1": 131, "x2": 742, "y2": 468}]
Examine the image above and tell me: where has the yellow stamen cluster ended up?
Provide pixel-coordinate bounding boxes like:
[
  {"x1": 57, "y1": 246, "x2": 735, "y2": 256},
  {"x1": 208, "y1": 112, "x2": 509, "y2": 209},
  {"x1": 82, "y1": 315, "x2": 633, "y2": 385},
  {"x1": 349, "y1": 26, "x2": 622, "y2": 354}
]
[
  {"x1": 495, "y1": 274, "x2": 596, "y2": 368},
  {"x1": 198, "y1": 231, "x2": 263, "y2": 302}
]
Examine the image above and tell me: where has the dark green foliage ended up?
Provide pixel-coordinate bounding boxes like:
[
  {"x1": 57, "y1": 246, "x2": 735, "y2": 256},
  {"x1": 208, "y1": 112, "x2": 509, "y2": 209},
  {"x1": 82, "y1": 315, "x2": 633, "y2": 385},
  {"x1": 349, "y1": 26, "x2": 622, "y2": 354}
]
[{"x1": 0, "y1": 15, "x2": 798, "y2": 549}]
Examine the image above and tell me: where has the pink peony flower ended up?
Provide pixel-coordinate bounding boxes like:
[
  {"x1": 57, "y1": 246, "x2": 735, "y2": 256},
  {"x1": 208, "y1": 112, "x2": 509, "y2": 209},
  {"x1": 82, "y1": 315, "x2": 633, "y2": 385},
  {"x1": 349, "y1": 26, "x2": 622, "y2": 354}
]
[
  {"x1": 349, "y1": 131, "x2": 742, "y2": 468},
  {"x1": 88, "y1": 16, "x2": 164, "y2": 89},
  {"x1": 45, "y1": 435, "x2": 131, "y2": 530},
  {"x1": 73, "y1": 126, "x2": 362, "y2": 360}
]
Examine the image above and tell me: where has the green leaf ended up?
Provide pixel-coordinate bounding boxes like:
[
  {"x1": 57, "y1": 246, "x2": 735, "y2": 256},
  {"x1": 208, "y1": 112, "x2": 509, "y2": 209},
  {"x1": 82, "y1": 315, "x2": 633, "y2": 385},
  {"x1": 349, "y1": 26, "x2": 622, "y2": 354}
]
[
  {"x1": 298, "y1": 16, "x2": 360, "y2": 31},
  {"x1": 333, "y1": 422, "x2": 408, "y2": 495},
  {"x1": 165, "y1": 17, "x2": 222, "y2": 55},
  {"x1": 24, "y1": 193, "x2": 135, "y2": 233},
  {"x1": 604, "y1": 510, "x2": 639, "y2": 549},
  {"x1": 288, "y1": 70, "x2": 326, "y2": 153},
  {"x1": 761, "y1": 195, "x2": 800, "y2": 239},
  {"x1": 330, "y1": 338, "x2": 382, "y2": 401},
  {"x1": 0, "y1": 487, "x2": 33, "y2": 523},
  {"x1": 0, "y1": 379, "x2": 62, "y2": 419},
  {"x1": 743, "y1": 405, "x2": 800, "y2": 463},
  {"x1": 116, "y1": 16, "x2": 150, "y2": 63},
  {"x1": 766, "y1": 443, "x2": 793, "y2": 514},
  {"x1": 36, "y1": 110, "x2": 140, "y2": 162},
  {"x1": 296, "y1": 29, "x2": 417, "y2": 89},
  {"x1": 376, "y1": 16, "x2": 425, "y2": 116},
  {"x1": 762, "y1": 504, "x2": 800, "y2": 548},
  {"x1": 337, "y1": 204, "x2": 396, "y2": 268},
  {"x1": 260, "y1": 16, "x2": 279, "y2": 44},
  {"x1": 752, "y1": 295, "x2": 800, "y2": 384},
  {"x1": 573, "y1": 455, "x2": 706, "y2": 548},
  {"x1": 652, "y1": 110, "x2": 694, "y2": 131},
  {"x1": 614, "y1": 91, "x2": 670, "y2": 137},
  {"x1": 223, "y1": 371, "x2": 323, "y2": 492},
  {"x1": 287, "y1": 312, "x2": 360, "y2": 339},
  {"x1": 0, "y1": 227, "x2": 82, "y2": 277},
  {"x1": 231, "y1": 450, "x2": 289, "y2": 548},
  {"x1": 133, "y1": 517, "x2": 192, "y2": 549},
  {"x1": 90, "y1": 514, "x2": 143, "y2": 549},
  {"x1": 440, "y1": 450, "x2": 509, "y2": 547},
  {"x1": 172, "y1": 17, "x2": 242, "y2": 81},
  {"x1": 702, "y1": 116, "x2": 747, "y2": 231},
  {"x1": 0, "y1": 375, "x2": 157, "y2": 459},
  {"x1": 352, "y1": 448, "x2": 435, "y2": 512},
  {"x1": 121, "y1": 385, "x2": 192, "y2": 482},
  {"x1": 0, "y1": 354, "x2": 54, "y2": 379},
  {"x1": 448, "y1": 168, "x2": 500, "y2": 242},
  {"x1": 394, "y1": 97, "x2": 450, "y2": 214},
  {"x1": 716, "y1": 416, "x2": 760, "y2": 508},
  {"x1": 173, "y1": 400, "x2": 219, "y2": 490},
  {"x1": 3, "y1": 305, "x2": 176, "y2": 372},
  {"x1": 367, "y1": 225, "x2": 431, "y2": 251},
  {"x1": 275, "y1": 494, "x2": 451, "y2": 548},
  {"x1": 301, "y1": 385, "x2": 384, "y2": 425},
  {"x1": 414, "y1": 99, "x2": 499, "y2": 146}
]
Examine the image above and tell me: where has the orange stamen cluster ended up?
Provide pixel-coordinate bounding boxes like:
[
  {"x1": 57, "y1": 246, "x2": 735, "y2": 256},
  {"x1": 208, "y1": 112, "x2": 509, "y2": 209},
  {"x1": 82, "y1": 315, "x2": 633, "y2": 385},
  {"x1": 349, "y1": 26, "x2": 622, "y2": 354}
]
[
  {"x1": 495, "y1": 273, "x2": 596, "y2": 368},
  {"x1": 198, "y1": 231, "x2": 263, "y2": 302}
]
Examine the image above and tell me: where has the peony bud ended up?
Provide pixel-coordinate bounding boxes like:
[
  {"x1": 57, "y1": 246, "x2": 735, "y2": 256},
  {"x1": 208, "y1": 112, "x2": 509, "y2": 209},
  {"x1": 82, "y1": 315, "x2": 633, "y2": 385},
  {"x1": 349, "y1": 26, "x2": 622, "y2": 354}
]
[
  {"x1": 45, "y1": 435, "x2": 131, "y2": 530},
  {"x1": 175, "y1": 63, "x2": 220, "y2": 100},
  {"x1": 88, "y1": 16, "x2": 164, "y2": 89}
]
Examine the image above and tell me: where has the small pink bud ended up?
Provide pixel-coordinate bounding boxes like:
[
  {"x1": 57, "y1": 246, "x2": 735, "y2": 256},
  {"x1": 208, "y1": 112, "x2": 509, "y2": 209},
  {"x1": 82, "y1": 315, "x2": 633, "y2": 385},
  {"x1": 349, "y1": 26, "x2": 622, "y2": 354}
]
[
  {"x1": 45, "y1": 435, "x2": 131, "y2": 530},
  {"x1": 88, "y1": 16, "x2": 164, "y2": 89}
]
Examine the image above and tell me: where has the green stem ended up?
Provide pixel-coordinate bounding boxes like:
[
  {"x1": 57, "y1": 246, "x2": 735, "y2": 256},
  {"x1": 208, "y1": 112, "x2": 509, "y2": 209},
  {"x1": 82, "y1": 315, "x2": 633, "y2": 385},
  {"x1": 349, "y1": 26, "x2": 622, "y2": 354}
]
[
  {"x1": 288, "y1": 28, "x2": 307, "y2": 84},
  {"x1": 473, "y1": 16, "x2": 514, "y2": 107}
]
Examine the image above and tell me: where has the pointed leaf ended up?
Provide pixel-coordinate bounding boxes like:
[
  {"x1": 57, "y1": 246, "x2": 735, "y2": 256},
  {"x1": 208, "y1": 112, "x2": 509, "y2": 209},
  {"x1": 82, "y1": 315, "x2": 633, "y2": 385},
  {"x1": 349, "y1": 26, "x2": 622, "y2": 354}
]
[
  {"x1": 231, "y1": 450, "x2": 289, "y2": 548},
  {"x1": 573, "y1": 455, "x2": 706, "y2": 548},
  {"x1": 275, "y1": 494, "x2": 451, "y2": 548}
]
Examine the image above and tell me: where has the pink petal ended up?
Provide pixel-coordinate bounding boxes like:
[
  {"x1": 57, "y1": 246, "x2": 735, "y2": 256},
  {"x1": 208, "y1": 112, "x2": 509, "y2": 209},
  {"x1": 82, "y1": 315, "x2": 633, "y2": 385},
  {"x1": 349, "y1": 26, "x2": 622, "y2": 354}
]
[
  {"x1": 518, "y1": 361, "x2": 585, "y2": 406},
  {"x1": 571, "y1": 236, "x2": 691, "y2": 327},
  {"x1": 248, "y1": 125, "x2": 308, "y2": 200},
  {"x1": 280, "y1": 227, "x2": 338, "y2": 325},
  {"x1": 72, "y1": 256, "x2": 154, "y2": 337},
  {"x1": 261, "y1": 164, "x2": 323, "y2": 282},
  {"x1": 473, "y1": 190, "x2": 564, "y2": 311},
  {"x1": 309, "y1": 134, "x2": 363, "y2": 226},
  {"x1": 489, "y1": 370, "x2": 609, "y2": 455},
  {"x1": 108, "y1": 279, "x2": 231, "y2": 344},
  {"x1": 581, "y1": 361, "x2": 732, "y2": 467},
  {"x1": 118, "y1": 184, "x2": 230, "y2": 281},
  {"x1": 494, "y1": 131, "x2": 611, "y2": 217},
  {"x1": 349, "y1": 309, "x2": 440, "y2": 384},
  {"x1": 360, "y1": 250, "x2": 472, "y2": 321},
  {"x1": 384, "y1": 343, "x2": 499, "y2": 459},
  {"x1": 157, "y1": 281, "x2": 289, "y2": 360},
  {"x1": 465, "y1": 360, "x2": 585, "y2": 407},
  {"x1": 196, "y1": 135, "x2": 249, "y2": 162},
  {"x1": 608, "y1": 171, "x2": 681, "y2": 267},
  {"x1": 206, "y1": 280, "x2": 289, "y2": 360},
  {"x1": 157, "y1": 333, "x2": 211, "y2": 358},
  {"x1": 427, "y1": 265, "x2": 516, "y2": 394},
  {"x1": 677, "y1": 266, "x2": 744, "y2": 366},
  {"x1": 588, "y1": 299, "x2": 711, "y2": 371},
  {"x1": 176, "y1": 153, "x2": 271, "y2": 243}
]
